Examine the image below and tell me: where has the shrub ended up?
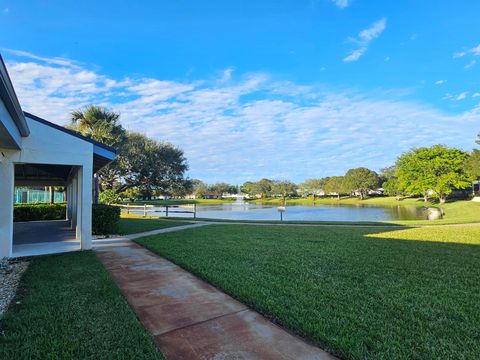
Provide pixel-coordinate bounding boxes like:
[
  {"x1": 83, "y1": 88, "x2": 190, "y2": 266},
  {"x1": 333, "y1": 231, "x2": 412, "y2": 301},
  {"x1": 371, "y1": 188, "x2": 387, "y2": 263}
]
[
  {"x1": 99, "y1": 189, "x2": 119, "y2": 204},
  {"x1": 14, "y1": 203, "x2": 66, "y2": 222},
  {"x1": 92, "y1": 204, "x2": 120, "y2": 235}
]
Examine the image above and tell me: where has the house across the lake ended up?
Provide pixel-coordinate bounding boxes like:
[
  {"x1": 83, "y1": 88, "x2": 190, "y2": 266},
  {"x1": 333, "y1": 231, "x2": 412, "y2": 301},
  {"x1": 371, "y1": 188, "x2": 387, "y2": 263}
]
[{"x1": 0, "y1": 54, "x2": 115, "y2": 258}]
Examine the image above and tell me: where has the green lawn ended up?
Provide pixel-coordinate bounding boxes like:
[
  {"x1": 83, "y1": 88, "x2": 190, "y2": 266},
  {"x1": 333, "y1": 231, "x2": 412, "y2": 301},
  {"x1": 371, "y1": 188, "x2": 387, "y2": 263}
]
[
  {"x1": 136, "y1": 224, "x2": 480, "y2": 360},
  {"x1": 0, "y1": 252, "x2": 162, "y2": 359},
  {"x1": 119, "y1": 216, "x2": 190, "y2": 234}
]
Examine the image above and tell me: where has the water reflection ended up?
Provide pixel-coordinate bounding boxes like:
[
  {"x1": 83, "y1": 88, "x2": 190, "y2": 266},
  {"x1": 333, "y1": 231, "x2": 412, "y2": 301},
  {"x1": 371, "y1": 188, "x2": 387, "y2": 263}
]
[{"x1": 127, "y1": 200, "x2": 427, "y2": 221}]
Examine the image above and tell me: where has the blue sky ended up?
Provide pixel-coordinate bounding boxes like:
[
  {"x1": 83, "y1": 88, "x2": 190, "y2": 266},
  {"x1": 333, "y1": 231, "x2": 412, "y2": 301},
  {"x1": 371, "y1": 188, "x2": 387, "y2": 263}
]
[{"x1": 1, "y1": 0, "x2": 480, "y2": 183}]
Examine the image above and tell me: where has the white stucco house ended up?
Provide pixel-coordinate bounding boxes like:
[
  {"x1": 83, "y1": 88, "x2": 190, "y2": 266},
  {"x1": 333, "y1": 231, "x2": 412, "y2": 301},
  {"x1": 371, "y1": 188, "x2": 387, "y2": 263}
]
[{"x1": 0, "y1": 54, "x2": 115, "y2": 258}]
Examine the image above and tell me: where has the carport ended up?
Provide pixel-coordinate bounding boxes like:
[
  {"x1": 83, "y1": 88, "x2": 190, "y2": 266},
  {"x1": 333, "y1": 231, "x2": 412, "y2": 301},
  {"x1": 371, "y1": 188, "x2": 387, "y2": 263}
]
[{"x1": 0, "y1": 55, "x2": 115, "y2": 258}]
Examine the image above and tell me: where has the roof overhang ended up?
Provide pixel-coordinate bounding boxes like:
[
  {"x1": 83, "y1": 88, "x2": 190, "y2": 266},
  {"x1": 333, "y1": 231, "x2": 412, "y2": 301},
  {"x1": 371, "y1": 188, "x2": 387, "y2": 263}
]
[
  {"x1": 25, "y1": 112, "x2": 117, "y2": 173},
  {"x1": 0, "y1": 54, "x2": 29, "y2": 149}
]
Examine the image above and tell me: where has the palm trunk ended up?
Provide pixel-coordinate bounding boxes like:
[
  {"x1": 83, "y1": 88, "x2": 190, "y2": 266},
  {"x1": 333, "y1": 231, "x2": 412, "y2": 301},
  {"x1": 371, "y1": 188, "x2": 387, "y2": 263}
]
[{"x1": 93, "y1": 173, "x2": 99, "y2": 204}]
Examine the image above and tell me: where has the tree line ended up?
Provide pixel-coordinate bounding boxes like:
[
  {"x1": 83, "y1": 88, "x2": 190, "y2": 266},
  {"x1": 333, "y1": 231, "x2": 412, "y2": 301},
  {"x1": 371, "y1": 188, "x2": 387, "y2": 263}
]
[{"x1": 240, "y1": 143, "x2": 479, "y2": 204}]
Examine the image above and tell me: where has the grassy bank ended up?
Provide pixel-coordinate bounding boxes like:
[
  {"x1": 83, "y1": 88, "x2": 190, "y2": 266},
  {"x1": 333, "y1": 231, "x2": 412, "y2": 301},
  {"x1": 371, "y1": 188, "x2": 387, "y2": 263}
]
[
  {"x1": 119, "y1": 215, "x2": 190, "y2": 234},
  {"x1": 136, "y1": 224, "x2": 480, "y2": 360},
  {"x1": 0, "y1": 251, "x2": 162, "y2": 359}
]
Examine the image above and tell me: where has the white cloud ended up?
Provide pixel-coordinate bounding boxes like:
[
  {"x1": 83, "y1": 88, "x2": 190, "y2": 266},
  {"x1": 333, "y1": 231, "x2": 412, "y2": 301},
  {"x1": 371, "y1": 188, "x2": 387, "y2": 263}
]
[
  {"x1": 465, "y1": 60, "x2": 476, "y2": 69},
  {"x1": 443, "y1": 92, "x2": 468, "y2": 101},
  {"x1": 2, "y1": 48, "x2": 81, "y2": 68},
  {"x1": 332, "y1": 0, "x2": 350, "y2": 9},
  {"x1": 4, "y1": 50, "x2": 479, "y2": 183},
  {"x1": 454, "y1": 44, "x2": 480, "y2": 58},
  {"x1": 435, "y1": 80, "x2": 447, "y2": 85},
  {"x1": 343, "y1": 18, "x2": 387, "y2": 62},
  {"x1": 472, "y1": 93, "x2": 480, "y2": 98}
]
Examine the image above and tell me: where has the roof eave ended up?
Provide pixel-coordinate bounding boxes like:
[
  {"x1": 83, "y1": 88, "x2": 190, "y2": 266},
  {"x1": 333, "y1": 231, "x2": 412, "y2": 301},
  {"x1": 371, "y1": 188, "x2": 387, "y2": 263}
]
[{"x1": 0, "y1": 54, "x2": 30, "y2": 137}]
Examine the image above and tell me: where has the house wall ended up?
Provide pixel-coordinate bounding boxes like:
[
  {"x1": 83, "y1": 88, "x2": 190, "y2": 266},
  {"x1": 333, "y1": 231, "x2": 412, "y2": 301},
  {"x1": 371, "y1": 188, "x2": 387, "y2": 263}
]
[{"x1": 0, "y1": 116, "x2": 93, "y2": 257}]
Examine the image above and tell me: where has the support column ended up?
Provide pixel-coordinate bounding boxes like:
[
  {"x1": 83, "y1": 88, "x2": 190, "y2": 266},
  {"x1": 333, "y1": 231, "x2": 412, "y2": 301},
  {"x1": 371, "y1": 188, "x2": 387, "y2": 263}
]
[
  {"x1": 71, "y1": 173, "x2": 78, "y2": 230},
  {"x1": 76, "y1": 164, "x2": 92, "y2": 250},
  {"x1": 75, "y1": 169, "x2": 82, "y2": 241},
  {"x1": 0, "y1": 161, "x2": 14, "y2": 258}
]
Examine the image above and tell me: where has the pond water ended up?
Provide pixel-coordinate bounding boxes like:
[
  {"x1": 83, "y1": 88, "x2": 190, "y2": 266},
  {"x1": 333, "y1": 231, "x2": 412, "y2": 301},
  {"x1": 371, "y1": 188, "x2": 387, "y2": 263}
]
[{"x1": 127, "y1": 200, "x2": 427, "y2": 222}]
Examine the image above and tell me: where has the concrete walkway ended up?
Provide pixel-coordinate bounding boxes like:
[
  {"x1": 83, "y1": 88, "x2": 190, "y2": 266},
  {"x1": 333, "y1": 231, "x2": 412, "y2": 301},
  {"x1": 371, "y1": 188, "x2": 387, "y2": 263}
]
[{"x1": 96, "y1": 239, "x2": 336, "y2": 359}]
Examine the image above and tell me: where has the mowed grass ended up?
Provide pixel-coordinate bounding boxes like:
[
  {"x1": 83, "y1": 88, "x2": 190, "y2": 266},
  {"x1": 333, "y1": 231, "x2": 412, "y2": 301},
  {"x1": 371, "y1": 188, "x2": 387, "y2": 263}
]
[
  {"x1": 119, "y1": 215, "x2": 190, "y2": 234},
  {"x1": 0, "y1": 251, "x2": 163, "y2": 360},
  {"x1": 136, "y1": 224, "x2": 480, "y2": 360}
]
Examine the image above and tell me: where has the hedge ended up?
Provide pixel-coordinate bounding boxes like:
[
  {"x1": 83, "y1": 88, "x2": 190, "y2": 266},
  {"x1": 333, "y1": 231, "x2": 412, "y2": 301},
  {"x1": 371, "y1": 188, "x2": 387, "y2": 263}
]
[
  {"x1": 14, "y1": 203, "x2": 120, "y2": 235},
  {"x1": 92, "y1": 204, "x2": 120, "y2": 235},
  {"x1": 14, "y1": 203, "x2": 66, "y2": 222}
]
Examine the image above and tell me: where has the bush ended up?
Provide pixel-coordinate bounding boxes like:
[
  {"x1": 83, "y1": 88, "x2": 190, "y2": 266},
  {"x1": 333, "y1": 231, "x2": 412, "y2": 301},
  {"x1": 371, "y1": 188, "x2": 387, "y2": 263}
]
[
  {"x1": 99, "y1": 189, "x2": 119, "y2": 204},
  {"x1": 92, "y1": 204, "x2": 120, "y2": 235},
  {"x1": 14, "y1": 203, "x2": 66, "y2": 222}
]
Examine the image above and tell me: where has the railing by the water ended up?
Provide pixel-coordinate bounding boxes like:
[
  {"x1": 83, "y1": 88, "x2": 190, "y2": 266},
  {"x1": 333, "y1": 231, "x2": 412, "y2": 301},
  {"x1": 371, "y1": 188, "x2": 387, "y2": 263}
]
[{"x1": 112, "y1": 203, "x2": 197, "y2": 218}]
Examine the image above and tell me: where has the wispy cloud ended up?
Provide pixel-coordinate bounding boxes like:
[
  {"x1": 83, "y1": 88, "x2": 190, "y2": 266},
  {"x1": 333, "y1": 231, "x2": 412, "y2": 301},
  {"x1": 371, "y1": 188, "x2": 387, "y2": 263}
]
[
  {"x1": 1, "y1": 48, "x2": 82, "y2": 68},
  {"x1": 443, "y1": 92, "x2": 469, "y2": 101},
  {"x1": 435, "y1": 80, "x2": 447, "y2": 85},
  {"x1": 465, "y1": 60, "x2": 476, "y2": 69},
  {"x1": 343, "y1": 18, "x2": 387, "y2": 62},
  {"x1": 454, "y1": 44, "x2": 480, "y2": 58},
  {"x1": 332, "y1": 0, "x2": 350, "y2": 9},
  {"x1": 4, "y1": 50, "x2": 478, "y2": 182},
  {"x1": 3, "y1": 7, "x2": 9, "y2": 13}
]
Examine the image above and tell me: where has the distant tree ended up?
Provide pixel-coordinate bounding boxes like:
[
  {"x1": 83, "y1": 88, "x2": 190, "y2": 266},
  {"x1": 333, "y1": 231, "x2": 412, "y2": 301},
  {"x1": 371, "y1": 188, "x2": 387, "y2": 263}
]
[
  {"x1": 119, "y1": 187, "x2": 142, "y2": 201},
  {"x1": 240, "y1": 181, "x2": 256, "y2": 197},
  {"x1": 208, "y1": 182, "x2": 236, "y2": 198},
  {"x1": 69, "y1": 105, "x2": 126, "y2": 203},
  {"x1": 380, "y1": 166, "x2": 404, "y2": 200},
  {"x1": 343, "y1": 167, "x2": 379, "y2": 200},
  {"x1": 99, "y1": 189, "x2": 119, "y2": 204},
  {"x1": 396, "y1": 145, "x2": 472, "y2": 204},
  {"x1": 323, "y1": 176, "x2": 345, "y2": 200},
  {"x1": 300, "y1": 178, "x2": 329, "y2": 196},
  {"x1": 271, "y1": 180, "x2": 297, "y2": 205},
  {"x1": 465, "y1": 149, "x2": 480, "y2": 179},
  {"x1": 256, "y1": 178, "x2": 274, "y2": 198},
  {"x1": 191, "y1": 179, "x2": 208, "y2": 198},
  {"x1": 165, "y1": 179, "x2": 194, "y2": 198}
]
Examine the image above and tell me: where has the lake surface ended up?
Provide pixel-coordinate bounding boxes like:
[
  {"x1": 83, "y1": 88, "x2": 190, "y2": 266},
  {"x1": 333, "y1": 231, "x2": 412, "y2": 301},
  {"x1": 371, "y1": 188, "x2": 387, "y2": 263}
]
[{"x1": 127, "y1": 201, "x2": 427, "y2": 222}]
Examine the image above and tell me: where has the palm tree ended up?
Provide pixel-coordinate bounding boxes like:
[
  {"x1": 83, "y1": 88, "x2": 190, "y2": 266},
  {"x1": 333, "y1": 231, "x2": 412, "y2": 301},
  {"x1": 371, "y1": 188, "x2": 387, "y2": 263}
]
[{"x1": 70, "y1": 106, "x2": 126, "y2": 203}]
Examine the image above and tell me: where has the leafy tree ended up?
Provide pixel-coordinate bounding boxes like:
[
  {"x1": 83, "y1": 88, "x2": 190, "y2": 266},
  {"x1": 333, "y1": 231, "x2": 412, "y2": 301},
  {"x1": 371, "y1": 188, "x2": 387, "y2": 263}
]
[
  {"x1": 191, "y1": 179, "x2": 208, "y2": 198},
  {"x1": 465, "y1": 149, "x2": 480, "y2": 179},
  {"x1": 343, "y1": 167, "x2": 380, "y2": 200},
  {"x1": 396, "y1": 145, "x2": 472, "y2": 203},
  {"x1": 164, "y1": 179, "x2": 194, "y2": 198},
  {"x1": 380, "y1": 166, "x2": 404, "y2": 200},
  {"x1": 115, "y1": 132, "x2": 188, "y2": 199},
  {"x1": 69, "y1": 106, "x2": 126, "y2": 203},
  {"x1": 323, "y1": 176, "x2": 345, "y2": 199},
  {"x1": 241, "y1": 179, "x2": 274, "y2": 198},
  {"x1": 271, "y1": 180, "x2": 297, "y2": 205},
  {"x1": 99, "y1": 189, "x2": 119, "y2": 204},
  {"x1": 256, "y1": 178, "x2": 274, "y2": 198},
  {"x1": 208, "y1": 182, "x2": 237, "y2": 198},
  {"x1": 240, "y1": 181, "x2": 256, "y2": 197},
  {"x1": 300, "y1": 178, "x2": 329, "y2": 196}
]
